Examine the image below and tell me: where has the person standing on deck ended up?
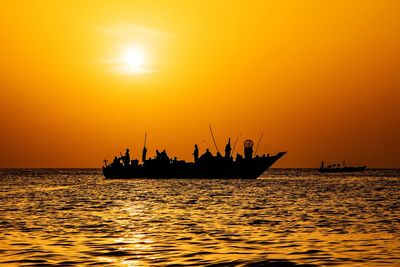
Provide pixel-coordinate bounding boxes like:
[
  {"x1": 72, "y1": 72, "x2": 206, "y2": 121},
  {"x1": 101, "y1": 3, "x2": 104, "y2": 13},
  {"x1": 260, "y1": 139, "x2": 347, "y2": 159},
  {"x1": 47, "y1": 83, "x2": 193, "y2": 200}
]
[
  {"x1": 224, "y1": 138, "x2": 231, "y2": 158},
  {"x1": 123, "y1": 148, "x2": 130, "y2": 167},
  {"x1": 193, "y1": 144, "x2": 199, "y2": 163}
]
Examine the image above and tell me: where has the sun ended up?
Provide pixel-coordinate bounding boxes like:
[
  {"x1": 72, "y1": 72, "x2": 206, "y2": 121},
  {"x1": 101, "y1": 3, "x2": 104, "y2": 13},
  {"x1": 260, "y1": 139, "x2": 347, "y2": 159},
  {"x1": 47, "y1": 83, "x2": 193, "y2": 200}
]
[{"x1": 124, "y1": 48, "x2": 144, "y2": 68}]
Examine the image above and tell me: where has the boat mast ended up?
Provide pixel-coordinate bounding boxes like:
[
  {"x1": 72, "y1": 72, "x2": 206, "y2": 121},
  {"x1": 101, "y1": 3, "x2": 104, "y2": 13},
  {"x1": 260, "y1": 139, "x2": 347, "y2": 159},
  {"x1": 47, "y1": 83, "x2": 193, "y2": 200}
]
[{"x1": 141, "y1": 132, "x2": 148, "y2": 162}]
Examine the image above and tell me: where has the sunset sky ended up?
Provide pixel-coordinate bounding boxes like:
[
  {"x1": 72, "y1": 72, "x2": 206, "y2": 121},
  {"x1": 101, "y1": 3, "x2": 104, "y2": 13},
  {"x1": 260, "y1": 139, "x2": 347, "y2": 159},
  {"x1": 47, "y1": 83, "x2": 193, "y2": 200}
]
[{"x1": 1, "y1": 1, "x2": 399, "y2": 168}]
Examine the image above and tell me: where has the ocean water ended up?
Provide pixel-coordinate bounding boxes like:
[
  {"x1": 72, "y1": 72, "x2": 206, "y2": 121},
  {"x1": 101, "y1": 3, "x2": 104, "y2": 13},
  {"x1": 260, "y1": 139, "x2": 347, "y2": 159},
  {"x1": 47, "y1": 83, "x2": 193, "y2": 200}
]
[{"x1": 0, "y1": 169, "x2": 399, "y2": 267}]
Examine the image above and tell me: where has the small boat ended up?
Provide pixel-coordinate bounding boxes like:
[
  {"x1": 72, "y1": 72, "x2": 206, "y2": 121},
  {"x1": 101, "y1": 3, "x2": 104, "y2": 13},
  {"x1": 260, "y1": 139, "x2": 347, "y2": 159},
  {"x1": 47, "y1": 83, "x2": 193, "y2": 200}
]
[
  {"x1": 318, "y1": 166, "x2": 367, "y2": 173},
  {"x1": 318, "y1": 160, "x2": 366, "y2": 173}
]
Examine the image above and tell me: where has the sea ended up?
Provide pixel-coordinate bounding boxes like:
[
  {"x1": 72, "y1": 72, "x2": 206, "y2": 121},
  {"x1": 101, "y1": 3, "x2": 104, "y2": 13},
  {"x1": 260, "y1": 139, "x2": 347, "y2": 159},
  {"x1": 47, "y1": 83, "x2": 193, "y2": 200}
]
[{"x1": 0, "y1": 168, "x2": 399, "y2": 267}]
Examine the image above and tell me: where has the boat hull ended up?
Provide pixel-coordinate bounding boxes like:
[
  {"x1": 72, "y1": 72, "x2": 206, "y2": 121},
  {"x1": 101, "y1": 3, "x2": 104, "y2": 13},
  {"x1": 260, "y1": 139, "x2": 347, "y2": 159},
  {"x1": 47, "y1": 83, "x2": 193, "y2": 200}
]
[{"x1": 103, "y1": 152, "x2": 286, "y2": 179}]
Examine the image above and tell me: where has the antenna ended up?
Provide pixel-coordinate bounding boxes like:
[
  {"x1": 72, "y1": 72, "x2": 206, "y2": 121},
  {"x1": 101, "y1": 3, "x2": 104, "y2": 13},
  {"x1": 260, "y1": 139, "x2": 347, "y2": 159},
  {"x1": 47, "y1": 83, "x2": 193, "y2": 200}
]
[
  {"x1": 254, "y1": 132, "x2": 264, "y2": 155},
  {"x1": 209, "y1": 124, "x2": 220, "y2": 153},
  {"x1": 142, "y1": 132, "x2": 148, "y2": 163}
]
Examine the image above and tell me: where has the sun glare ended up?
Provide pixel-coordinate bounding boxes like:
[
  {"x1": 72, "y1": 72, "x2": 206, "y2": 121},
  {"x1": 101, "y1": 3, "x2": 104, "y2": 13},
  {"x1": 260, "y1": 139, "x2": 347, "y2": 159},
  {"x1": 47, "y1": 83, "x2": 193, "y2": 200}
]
[{"x1": 124, "y1": 48, "x2": 144, "y2": 68}]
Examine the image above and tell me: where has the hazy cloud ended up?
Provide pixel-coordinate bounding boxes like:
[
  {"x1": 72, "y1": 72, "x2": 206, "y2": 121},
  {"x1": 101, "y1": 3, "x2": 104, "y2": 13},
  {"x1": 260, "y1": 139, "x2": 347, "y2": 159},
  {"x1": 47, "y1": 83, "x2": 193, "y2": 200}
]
[{"x1": 95, "y1": 22, "x2": 173, "y2": 40}]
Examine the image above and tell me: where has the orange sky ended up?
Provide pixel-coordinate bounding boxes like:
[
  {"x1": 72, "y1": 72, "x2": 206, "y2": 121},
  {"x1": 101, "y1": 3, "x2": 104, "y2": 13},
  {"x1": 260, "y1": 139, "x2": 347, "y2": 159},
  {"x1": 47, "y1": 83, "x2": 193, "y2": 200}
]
[{"x1": 1, "y1": 1, "x2": 399, "y2": 168}]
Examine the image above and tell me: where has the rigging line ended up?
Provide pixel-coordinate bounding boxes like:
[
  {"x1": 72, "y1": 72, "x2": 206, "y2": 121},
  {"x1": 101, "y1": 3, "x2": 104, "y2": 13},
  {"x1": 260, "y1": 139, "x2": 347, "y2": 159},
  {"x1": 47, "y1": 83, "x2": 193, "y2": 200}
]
[
  {"x1": 209, "y1": 124, "x2": 220, "y2": 153},
  {"x1": 231, "y1": 133, "x2": 241, "y2": 155},
  {"x1": 254, "y1": 132, "x2": 264, "y2": 155}
]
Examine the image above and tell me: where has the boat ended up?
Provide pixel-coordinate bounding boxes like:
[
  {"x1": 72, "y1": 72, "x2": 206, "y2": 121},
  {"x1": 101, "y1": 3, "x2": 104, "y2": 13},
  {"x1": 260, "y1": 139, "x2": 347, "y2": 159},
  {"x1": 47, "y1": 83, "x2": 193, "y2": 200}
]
[
  {"x1": 103, "y1": 139, "x2": 286, "y2": 179},
  {"x1": 318, "y1": 160, "x2": 366, "y2": 173},
  {"x1": 318, "y1": 166, "x2": 366, "y2": 173}
]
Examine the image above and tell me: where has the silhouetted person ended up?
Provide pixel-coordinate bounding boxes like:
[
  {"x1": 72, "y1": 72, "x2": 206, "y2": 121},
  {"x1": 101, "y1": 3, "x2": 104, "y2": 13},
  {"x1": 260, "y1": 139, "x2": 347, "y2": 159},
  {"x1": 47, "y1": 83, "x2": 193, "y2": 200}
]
[
  {"x1": 131, "y1": 159, "x2": 139, "y2": 167},
  {"x1": 113, "y1": 156, "x2": 121, "y2": 167},
  {"x1": 193, "y1": 144, "x2": 199, "y2": 163},
  {"x1": 123, "y1": 148, "x2": 130, "y2": 167},
  {"x1": 161, "y1": 150, "x2": 168, "y2": 160},
  {"x1": 156, "y1": 149, "x2": 161, "y2": 159},
  {"x1": 224, "y1": 138, "x2": 231, "y2": 158},
  {"x1": 142, "y1": 146, "x2": 147, "y2": 162},
  {"x1": 321, "y1": 161, "x2": 325, "y2": 169},
  {"x1": 203, "y1": 148, "x2": 212, "y2": 160}
]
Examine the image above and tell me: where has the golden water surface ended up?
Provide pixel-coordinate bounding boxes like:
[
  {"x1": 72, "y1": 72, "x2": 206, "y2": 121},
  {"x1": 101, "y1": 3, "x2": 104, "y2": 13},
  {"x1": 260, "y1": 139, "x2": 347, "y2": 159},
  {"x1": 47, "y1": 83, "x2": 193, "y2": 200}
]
[{"x1": 0, "y1": 169, "x2": 399, "y2": 266}]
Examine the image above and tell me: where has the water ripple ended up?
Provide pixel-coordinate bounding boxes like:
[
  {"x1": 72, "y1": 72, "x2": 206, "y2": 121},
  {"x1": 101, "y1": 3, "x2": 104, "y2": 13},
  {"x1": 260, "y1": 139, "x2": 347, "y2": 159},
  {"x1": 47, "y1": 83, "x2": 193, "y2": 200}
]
[{"x1": 0, "y1": 168, "x2": 399, "y2": 266}]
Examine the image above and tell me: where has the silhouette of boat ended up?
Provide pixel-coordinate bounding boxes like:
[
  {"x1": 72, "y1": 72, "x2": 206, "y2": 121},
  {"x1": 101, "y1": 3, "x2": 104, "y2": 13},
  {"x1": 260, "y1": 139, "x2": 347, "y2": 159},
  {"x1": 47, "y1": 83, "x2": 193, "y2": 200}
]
[
  {"x1": 103, "y1": 139, "x2": 286, "y2": 179},
  {"x1": 318, "y1": 166, "x2": 366, "y2": 173},
  {"x1": 318, "y1": 160, "x2": 366, "y2": 173}
]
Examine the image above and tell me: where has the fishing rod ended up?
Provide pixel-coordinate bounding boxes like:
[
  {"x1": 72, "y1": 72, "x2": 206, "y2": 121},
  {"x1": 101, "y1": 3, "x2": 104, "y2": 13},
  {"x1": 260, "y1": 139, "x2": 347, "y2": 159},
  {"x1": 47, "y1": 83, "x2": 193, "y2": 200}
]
[
  {"x1": 209, "y1": 124, "x2": 220, "y2": 153},
  {"x1": 231, "y1": 133, "x2": 241, "y2": 155},
  {"x1": 254, "y1": 132, "x2": 264, "y2": 155}
]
